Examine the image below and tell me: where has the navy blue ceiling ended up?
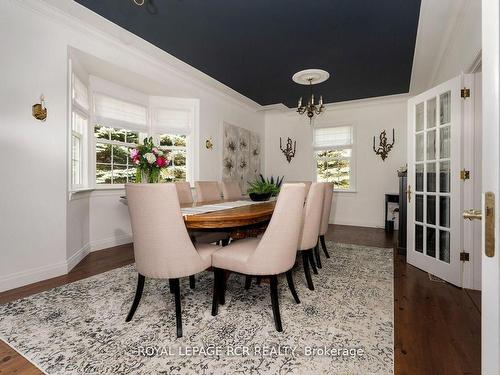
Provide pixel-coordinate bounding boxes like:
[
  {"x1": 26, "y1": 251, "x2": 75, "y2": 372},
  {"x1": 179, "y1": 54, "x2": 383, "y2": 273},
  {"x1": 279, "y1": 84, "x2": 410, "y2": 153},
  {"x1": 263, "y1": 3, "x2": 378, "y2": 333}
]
[{"x1": 75, "y1": 0, "x2": 421, "y2": 107}]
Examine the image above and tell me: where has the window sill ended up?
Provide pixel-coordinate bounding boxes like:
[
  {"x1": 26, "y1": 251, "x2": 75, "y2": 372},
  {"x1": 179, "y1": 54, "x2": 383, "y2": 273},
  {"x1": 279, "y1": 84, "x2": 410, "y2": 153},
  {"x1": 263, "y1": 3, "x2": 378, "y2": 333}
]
[
  {"x1": 333, "y1": 189, "x2": 357, "y2": 193},
  {"x1": 68, "y1": 188, "x2": 94, "y2": 201}
]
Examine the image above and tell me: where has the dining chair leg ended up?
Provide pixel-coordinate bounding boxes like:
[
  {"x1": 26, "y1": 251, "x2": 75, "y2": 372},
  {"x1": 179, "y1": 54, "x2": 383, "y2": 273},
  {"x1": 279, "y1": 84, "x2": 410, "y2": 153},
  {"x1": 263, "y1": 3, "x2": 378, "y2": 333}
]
[
  {"x1": 270, "y1": 276, "x2": 283, "y2": 332},
  {"x1": 244, "y1": 275, "x2": 252, "y2": 290},
  {"x1": 126, "y1": 273, "x2": 145, "y2": 322},
  {"x1": 314, "y1": 244, "x2": 322, "y2": 269},
  {"x1": 301, "y1": 252, "x2": 315, "y2": 290},
  {"x1": 212, "y1": 270, "x2": 219, "y2": 316},
  {"x1": 218, "y1": 269, "x2": 226, "y2": 305},
  {"x1": 308, "y1": 250, "x2": 318, "y2": 275},
  {"x1": 256, "y1": 276, "x2": 262, "y2": 285},
  {"x1": 320, "y1": 235, "x2": 330, "y2": 258},
  {"x1": 169, "y1": 278, "x2": 183, "y2": 338},
  {"x1": 222, "y1": 238, "x2": 230, "y2": 247},
  {"x1": 285, "y1": 271, "x2": 300, "y2": 304},
  {"x1": 189, "y1": 275, "x2": 196, "y2": 289}
]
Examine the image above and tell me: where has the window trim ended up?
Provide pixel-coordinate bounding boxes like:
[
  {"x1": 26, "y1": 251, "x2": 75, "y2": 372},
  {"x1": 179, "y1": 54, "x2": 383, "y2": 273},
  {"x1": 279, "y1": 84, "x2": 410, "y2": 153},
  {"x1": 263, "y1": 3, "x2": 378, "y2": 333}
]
[
  {"x1": 69, "y1": 66, "x2": 90, "y2": 192},
  {"x1": 313, "y1": 123, "x2": 357, "y2": 192}
]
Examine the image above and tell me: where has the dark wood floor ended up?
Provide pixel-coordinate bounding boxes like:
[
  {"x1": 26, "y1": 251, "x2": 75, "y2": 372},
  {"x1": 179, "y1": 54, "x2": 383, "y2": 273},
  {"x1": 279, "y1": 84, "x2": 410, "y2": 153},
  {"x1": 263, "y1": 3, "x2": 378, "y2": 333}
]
[{"x1": 0, "y1": 225, "x2": 481, "y2": 374}]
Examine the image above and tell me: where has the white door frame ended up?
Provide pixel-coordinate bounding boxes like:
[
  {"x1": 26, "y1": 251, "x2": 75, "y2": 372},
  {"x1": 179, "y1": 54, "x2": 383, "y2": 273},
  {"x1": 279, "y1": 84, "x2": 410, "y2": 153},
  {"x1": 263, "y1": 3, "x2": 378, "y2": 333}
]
[{"x1": 482, "y1": 0, "x2": 500, "y2": 372}]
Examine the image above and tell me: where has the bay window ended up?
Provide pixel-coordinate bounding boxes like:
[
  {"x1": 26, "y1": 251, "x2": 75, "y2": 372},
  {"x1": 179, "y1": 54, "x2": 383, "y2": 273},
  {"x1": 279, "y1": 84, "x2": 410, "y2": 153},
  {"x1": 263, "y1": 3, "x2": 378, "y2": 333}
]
[
  {"x1": 69, "y1": 72, "x2": 196, "y2": 190},
  {"x1": 314, "y1": 125, "x2": 355, "y2": 190}
]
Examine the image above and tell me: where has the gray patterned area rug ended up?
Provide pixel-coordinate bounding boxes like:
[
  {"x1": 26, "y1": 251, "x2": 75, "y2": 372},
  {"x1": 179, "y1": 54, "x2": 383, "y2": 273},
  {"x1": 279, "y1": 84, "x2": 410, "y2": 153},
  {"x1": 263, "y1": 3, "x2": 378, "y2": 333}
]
[{"x1": 0, "y1": 242, "x2": 393, "y2": 374}]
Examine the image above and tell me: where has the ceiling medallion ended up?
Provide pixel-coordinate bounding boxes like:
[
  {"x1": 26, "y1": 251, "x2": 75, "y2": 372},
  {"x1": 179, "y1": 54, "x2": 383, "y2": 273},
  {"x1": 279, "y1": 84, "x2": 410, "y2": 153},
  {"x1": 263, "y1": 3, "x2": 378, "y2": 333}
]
[
  {"x1": 133, "y1": 0, "x2": 145, "y2": 5},
  {"x1": 293, "y1": 69, "x2": 329, "y2": 124}
]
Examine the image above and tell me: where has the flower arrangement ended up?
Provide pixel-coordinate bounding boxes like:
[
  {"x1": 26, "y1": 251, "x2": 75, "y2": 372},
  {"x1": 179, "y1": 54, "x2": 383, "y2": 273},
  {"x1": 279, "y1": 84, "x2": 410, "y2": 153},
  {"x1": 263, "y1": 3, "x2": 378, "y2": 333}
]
[{"x1": 130, "y1": 137, "x2": 170, "y2": 183}]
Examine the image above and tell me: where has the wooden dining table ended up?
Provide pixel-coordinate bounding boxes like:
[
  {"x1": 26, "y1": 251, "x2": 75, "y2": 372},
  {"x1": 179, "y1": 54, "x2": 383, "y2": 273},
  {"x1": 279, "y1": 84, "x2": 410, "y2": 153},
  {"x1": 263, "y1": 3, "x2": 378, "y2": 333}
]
[{"x1": 182, "y1": 199, "x2": 276, "y2": 230}]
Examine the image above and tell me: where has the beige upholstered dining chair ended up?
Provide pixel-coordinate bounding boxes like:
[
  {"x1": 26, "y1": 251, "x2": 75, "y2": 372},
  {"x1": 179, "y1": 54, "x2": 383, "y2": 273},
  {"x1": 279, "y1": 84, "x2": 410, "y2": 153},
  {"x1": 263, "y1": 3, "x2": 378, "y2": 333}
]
[
  {"x1": 175, "y1": 181, "x2": 193, "y2": 204},
  {"x1": 318, "y1": 182, "x2": 334, "y2": 259},
  {"x1": 297, "y1": 182, "x2": 325, "y2": 290},
  {"x1": 221, "y1": 180, "x2": 243, "y2": 200},
  {"x1": 174, "y1": 181, "x2": 230, "y2": 270},
  {"x1": 125, "y1": 183, "x2": 220, "y2": 338},
  {"x1": 195, "y1": 181, "x2": 222, "y2": 202},
  {"x1": 211, "y1": 183, "x2": 306, "y2": 332}
]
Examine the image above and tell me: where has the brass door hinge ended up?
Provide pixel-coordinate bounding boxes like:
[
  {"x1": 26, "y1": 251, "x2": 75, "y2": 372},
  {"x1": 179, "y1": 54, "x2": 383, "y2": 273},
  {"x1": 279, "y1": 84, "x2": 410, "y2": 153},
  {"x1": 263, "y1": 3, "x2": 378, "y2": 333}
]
[
  {"x1": 461, "y1": 87, "x2": 470, "y2": 98},
  {"x1": 460, "y1": 252, "x2": 470, "y2": 262},
  {"x1": 460, "y1": 169, "x2": 470, "y2": 180}
]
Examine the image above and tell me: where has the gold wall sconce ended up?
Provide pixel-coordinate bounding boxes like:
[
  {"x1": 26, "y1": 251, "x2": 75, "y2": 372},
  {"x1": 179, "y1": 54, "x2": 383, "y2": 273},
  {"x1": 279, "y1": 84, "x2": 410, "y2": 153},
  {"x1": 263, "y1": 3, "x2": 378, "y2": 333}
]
[
  {"x1": 32, "y1": 95, "x2": 47, "y2": 122},
  {"x1": 205, "y1": 138, "x2": 214, "y2": 150}
]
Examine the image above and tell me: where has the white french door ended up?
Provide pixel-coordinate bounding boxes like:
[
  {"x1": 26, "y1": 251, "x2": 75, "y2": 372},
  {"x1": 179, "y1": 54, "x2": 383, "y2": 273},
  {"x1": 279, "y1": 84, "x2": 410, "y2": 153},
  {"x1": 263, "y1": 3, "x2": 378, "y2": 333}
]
[{"x1": 407, "y1": 75, "x2": 470, "y2": 287}]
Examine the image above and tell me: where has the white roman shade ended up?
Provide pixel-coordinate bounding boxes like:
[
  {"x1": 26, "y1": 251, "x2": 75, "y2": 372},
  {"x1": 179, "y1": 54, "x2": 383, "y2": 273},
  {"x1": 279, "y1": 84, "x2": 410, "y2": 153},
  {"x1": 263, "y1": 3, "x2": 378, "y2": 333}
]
[
  {"x1": 93, "y1": 93, "x2": 148, "y2": 131},
  {"x1": 72, "y1": 74, "x2": 89, "y2": 111},
  {"x1": 154, "y1": 108, "x2": 191, "y2": 134},
  {"x1": 313, "y1": 126, "x2": 353, "y2": 150}
]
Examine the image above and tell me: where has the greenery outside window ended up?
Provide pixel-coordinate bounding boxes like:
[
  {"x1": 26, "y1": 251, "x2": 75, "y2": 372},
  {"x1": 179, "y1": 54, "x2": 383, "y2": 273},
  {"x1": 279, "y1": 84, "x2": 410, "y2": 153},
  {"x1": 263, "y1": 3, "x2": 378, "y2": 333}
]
[
  {"x1": 158, "y1": 134, "x2": 187, "y2": 182},
  {"x1": 314, "y1": 125, "x2": 354, "y2": 190},
  {"x1": 94, "y1": 125, "x2": 141, "y2": 184}
]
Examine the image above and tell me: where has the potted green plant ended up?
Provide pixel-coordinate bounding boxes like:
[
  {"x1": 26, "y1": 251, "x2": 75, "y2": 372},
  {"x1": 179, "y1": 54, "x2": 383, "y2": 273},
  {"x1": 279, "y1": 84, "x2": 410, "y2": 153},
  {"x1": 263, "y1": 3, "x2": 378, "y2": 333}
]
[{"x1": 247, "y1": 179, "x2": 280, "y2": 201}]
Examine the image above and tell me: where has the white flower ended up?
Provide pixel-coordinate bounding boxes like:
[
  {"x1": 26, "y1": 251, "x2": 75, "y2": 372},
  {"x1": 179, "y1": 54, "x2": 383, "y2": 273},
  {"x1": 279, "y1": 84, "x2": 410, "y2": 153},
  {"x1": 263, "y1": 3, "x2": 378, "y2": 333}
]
[{"x1": 144, "y1": 152, "x2": 156, "y2": 164}]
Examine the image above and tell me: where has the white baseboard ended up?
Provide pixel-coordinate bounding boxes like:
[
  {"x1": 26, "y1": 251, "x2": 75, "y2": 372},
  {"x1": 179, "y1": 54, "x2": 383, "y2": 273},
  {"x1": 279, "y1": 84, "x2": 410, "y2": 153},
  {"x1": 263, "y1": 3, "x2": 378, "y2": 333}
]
[
  {"x1": 66, "y1": 243, "x2": 91, "y2": 272},
  {"x1": 90, "y1": 233, "x2": 132, "y2": 252},
  {"x1": 330, "y1": 220, "x2": 384, "y2": 229},
  {"x1": 0, "y1": 235, "x2": 130, "y2": 293},
  {"x1": 0, "y1": 260, "x2": 68, "y2": 293}
]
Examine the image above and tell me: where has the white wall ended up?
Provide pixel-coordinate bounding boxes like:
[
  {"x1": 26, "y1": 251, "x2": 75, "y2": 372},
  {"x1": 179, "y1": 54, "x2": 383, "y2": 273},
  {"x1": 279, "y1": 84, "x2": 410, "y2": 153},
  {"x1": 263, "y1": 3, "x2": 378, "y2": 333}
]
[
  {"x1": 0, "y1": 0, "x2": 264, "y2": 292},
  {"x1": 265, "y1": 95, "x2": 407, "y2": 228},
  {"x1": 410, "y1": 0, "x2": 481, "y2": 95}
]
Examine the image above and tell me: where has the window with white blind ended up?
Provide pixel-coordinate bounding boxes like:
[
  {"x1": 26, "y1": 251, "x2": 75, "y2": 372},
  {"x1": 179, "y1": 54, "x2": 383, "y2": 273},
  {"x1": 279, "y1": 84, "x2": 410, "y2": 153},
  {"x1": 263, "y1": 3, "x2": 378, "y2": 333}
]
[
  {"x1": 314, "y1": 125, "x2": 355, "y2": 190},
  {"x1": 154, "y1": 107, "x2": 191, "y2": 182},
  {"x1": 90, "y1": 89, "x2": 195, "y2": 186},
  {"x1": 93, "y1": 94, "x2": 148, "y2": 185},
  {"x1": 70, "y1": 73, "x2": 89, "y2": 190}
]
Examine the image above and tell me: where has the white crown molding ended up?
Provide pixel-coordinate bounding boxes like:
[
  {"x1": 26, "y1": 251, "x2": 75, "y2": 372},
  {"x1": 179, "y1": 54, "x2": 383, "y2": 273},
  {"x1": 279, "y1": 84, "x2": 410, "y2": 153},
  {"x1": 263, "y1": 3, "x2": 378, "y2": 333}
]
[{"x1": 14, "y1": 0, "x2": 262, "y2": 113}]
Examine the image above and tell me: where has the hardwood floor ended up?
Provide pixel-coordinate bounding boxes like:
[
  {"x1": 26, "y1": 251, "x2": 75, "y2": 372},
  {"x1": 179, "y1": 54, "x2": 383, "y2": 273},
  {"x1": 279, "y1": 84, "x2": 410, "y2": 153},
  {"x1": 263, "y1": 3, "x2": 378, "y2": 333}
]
[{"x1": 0, "y1": 225, "x2": 481, "y2": 374}]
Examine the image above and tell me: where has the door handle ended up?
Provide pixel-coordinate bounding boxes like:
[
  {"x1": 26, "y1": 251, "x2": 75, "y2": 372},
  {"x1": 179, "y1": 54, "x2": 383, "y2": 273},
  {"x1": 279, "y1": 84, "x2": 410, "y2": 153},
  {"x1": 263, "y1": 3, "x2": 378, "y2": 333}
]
[{"x1": 463, "y1": 209, "x2": 482, "y2": 220}]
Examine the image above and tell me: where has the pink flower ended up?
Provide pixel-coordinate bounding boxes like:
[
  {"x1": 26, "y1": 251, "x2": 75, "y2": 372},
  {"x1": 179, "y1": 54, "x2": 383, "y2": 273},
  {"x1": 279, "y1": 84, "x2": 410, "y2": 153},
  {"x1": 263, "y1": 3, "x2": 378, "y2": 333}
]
[
  {"x1": 130, "y1": 149, "x2": 139, "y2": 159},
  {"x1": 152, "y1": 147, "x2": 159, "y2": 155},
  {"x1": 134, "y1": 158, "x2": 140, "y2": 165},
  {"x1": 156, "y1": 156, "x2": 167, "y2": 167}
]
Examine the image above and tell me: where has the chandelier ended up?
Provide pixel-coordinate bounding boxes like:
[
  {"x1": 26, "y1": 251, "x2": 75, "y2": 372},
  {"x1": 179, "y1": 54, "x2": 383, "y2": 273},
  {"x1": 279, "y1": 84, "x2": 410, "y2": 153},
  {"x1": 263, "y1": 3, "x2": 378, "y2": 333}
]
[{"x1": 293, "y1": 69, "x2": 329, "y2": 123}]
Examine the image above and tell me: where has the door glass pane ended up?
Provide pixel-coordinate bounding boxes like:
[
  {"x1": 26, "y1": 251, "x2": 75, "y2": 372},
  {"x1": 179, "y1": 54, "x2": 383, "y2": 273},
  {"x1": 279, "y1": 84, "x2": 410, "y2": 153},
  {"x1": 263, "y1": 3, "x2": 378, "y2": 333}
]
[
  {"x1": 440, "y1": 91, "x2": 451, "y2": 125},
  {"x1": 416, "y1": 164, "x2": 424, "y2": 191},
  {"x1": 439, "y1": 161, "x2": 450, "y2": 193},
  {"x1": 427, "y1": 163, "x2": 436, "y2": 192},
  {"x1": 416, "y1": 133, "x2": 424, "y2": 162},
  {"x1": 427, "y1": 130, "x2": 436, "y2": 160},
  {"x1": 416, "y1": 195, "x2": 423, "y2": 222},
  {"x1": 439, "y1": 230, "x2": 450, "y2": 263},
  {"x1": 440, "y1": 196, "x2": 450, "y2": 228},
  {"x1": 415, "y1": 225, "x2": 424, "y2": 253},
  {"x1": 416, "y1": 102, "x2": 424, "y2": 131},
  {"x1": 427, "y1": 98, "x2": 436, "y2": 128},
  {"x1": 427, "y1": 195, "x2": 436, "y2": 225},
  {"x1": 426, "y1": 227, "x2": 436, "y2": 258},
  {"x1": 440, "y1": 127, "x2": 450, "y2": 159}
]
